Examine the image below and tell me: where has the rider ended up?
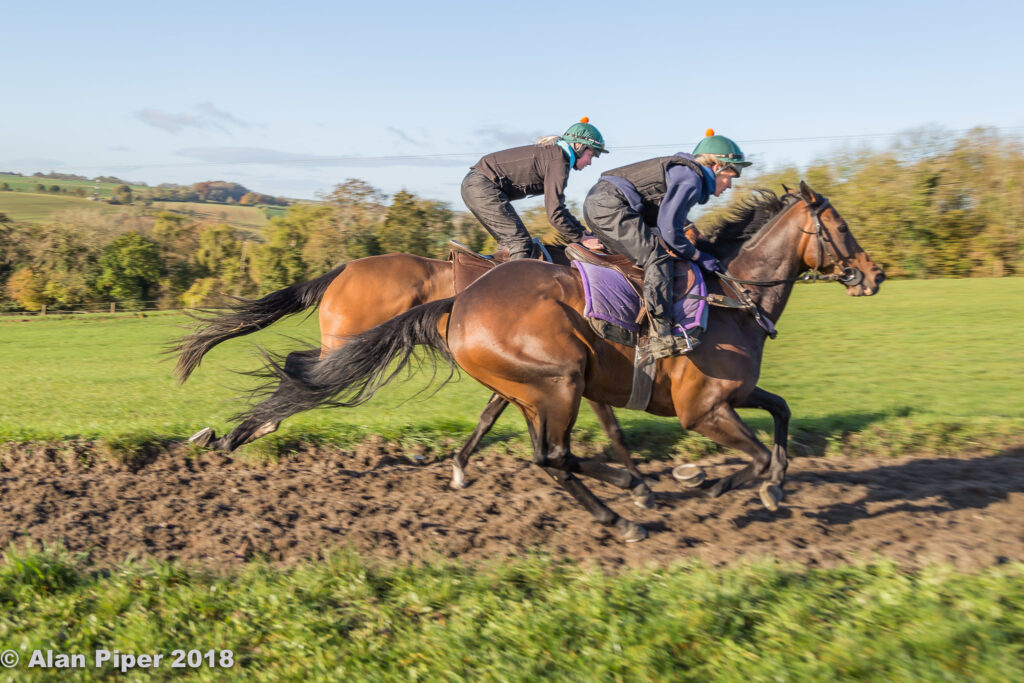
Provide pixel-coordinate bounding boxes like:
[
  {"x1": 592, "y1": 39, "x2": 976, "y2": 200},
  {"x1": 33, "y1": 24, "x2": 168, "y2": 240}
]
[
  {"x1": 461, "y1": 117, "x2": 608, "y2": 260},
  {"x1": 583, "y1": 129, "x2": 751, "y2": 359}
]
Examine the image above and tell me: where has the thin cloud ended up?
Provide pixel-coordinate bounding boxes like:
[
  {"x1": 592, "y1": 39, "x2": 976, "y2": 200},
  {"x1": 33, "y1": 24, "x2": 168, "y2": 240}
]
[
  {"x1": 387, "y1": 127, "x2": 426, "y2": 147},
  {"x1": 136, "y1": 109, "x2": 208, "y2": 134},
  {"x1": 474, "y1": 124, "x2": 548, "y2": 148},
  {"x1": 198, "y1": 102, "x2": 251, "y2": 129},
  {"x1": 135, "y1": 103, "x2": 249, "y2": 135},
  {"x1": 176, "y1": 146, "x2": 472, "y2": 168}
]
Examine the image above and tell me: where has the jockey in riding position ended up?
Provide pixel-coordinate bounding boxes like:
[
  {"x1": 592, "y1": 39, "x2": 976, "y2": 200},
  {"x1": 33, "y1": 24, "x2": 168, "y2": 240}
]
[
  {"x1": 583, "y1": 129, "x2": 751, "y2": 360},
  {"x1": 461, "y1": 118, "x2": 608, "y2": 260}
]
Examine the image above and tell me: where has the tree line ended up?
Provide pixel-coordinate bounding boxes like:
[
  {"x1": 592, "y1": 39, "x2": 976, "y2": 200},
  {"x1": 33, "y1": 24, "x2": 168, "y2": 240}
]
[{"x1": 1, "y1": 127, "x2": 1020, "y2": 312}]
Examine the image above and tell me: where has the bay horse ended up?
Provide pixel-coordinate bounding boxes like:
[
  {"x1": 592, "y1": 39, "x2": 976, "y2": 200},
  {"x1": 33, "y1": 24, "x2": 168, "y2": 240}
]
[
  {"x1": 173, "y1": 244, "x2": 645, "y2": 496},
  {"x1": 201, "y1": 181, "x2": 885, "y2": 541}
]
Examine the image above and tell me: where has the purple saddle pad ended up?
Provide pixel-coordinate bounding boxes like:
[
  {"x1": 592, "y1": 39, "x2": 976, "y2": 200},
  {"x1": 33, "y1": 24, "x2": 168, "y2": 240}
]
[{"x1": 572, "y1": 261, "x2": 707, "y2": 335}]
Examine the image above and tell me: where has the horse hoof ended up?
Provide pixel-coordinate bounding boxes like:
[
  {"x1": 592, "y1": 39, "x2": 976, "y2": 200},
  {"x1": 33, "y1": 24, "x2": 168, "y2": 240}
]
[
  {"x1": 633, "y1": 492, "x2": 657, "y2": 510},
  {"x1": 673, "y1": 464, "x2": 706, "y2": 488},
  {"x1": 616, "y1": 520, "x2": 648, "y2": 543},
  {"x1": 450, "y1": 466, "x2": 466, "y2": 490},
  {"x1": 759, "y1": 483, "x2": 783, "y2": 511},
  {"x1": 188, "y1": 427, "x2": 215, "y2": 448}
]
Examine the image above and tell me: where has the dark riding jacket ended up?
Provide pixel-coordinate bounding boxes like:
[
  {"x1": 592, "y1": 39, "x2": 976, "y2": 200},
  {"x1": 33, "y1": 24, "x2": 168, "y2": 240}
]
[
  {"x1": 470, "y1": 144, "x2": 586, "y2": 244},
  {"x1": 600, "y1": 153, "x2": 714, "y2": 259}
]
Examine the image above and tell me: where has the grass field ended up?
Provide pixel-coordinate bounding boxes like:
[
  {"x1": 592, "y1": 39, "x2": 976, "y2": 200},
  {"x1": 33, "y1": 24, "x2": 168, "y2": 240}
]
[
  {"x1": 150, "y1": 201, "x2": 269, "y2": 233},
  {"x1": 0, "y1": 277, "x2": 1020, "y2": 456},
  {"x1": 0, "y1": 192, "x2": 130, "y2": 224},
  {"x1": 2, "y1": 546, "x2": 1021, "y2": 681},
  {"x1": 2, "y1": 276, "x2": 1022, "y2": 680},
  {"x1": 0, "y1": 173, "x2": 148, "y2": 199}
]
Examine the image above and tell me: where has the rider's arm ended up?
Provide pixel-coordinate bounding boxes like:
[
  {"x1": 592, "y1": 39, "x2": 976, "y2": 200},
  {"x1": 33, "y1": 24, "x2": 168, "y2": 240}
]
[
  {"x1": 542, "y1": 157, "x2": 586, "y2": 245},
  {"x1": 656, "y1": 165, "x2": 701, "y2": 260}
]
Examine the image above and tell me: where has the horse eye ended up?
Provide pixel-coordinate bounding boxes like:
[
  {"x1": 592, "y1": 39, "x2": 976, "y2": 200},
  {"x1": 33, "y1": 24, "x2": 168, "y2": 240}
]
[{"x1": 837, "y1": 223, "x2": 849, "y2": 233}]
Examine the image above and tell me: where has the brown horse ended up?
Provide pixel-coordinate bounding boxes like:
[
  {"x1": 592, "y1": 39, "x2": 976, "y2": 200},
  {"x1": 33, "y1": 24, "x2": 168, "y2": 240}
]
[
  {"x1": 204, "y1": 182, "x2": 885, "y2": 541},
  {"x1": 173, "y1": 245, "x2": 644, "y2": 496}
]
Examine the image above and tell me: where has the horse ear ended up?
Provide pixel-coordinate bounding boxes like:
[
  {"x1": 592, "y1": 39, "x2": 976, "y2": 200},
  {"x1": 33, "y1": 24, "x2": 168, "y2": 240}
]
[
  {"x1": 799, "y1": 180, "x2": 815, "y2": 203},
  {"x1": 781, "y1": 183, "x2": 791, "y2": 194}
]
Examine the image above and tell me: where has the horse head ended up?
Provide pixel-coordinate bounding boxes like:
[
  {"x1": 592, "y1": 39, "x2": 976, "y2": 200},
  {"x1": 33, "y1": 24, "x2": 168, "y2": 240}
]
[{"x1": 789, "y1": 181, "x2": 886, "y2": 296}]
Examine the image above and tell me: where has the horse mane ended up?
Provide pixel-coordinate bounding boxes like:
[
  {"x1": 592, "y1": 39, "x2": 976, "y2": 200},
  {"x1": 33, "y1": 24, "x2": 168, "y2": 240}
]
[{"x1": 695, "y1": 189, "x2": 798, "y2": 259}]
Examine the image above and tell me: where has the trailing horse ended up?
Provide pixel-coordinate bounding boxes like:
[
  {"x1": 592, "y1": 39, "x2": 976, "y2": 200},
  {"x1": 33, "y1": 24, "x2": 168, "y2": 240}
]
[
  {"x1": 206, "y1": 182, "x2": 885, "y2": 541},
  {"x1": 173, "y1": 246, "x2": 643, "y2": 493}
]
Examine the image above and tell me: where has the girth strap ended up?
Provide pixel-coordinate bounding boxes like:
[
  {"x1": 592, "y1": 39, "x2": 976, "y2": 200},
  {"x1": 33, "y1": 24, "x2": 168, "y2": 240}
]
[{"x1": 625, "y1": 342, "x2": 657, "y2": 410}]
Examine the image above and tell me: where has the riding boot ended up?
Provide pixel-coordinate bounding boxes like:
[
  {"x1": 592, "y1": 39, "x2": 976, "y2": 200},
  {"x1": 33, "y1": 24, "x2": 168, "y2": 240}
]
[
  {"x1": 648, "y1": 319, "x2": 701, "y2": 360},
  {"x1": 646, "y1": 318, "x2": 679, "y2": 360}
]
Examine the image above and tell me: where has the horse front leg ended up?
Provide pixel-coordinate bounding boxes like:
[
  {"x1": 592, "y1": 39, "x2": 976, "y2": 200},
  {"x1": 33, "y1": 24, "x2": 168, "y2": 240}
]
[
  {"x1": 678, "y1": 403, "x2": 776, "y2": 509},
  {"x1": 586, "y1": 400, "x2": 645, "y2": 480},
  {"x1": 736, "y1": 386, "x2": 791, "y2": 509}
]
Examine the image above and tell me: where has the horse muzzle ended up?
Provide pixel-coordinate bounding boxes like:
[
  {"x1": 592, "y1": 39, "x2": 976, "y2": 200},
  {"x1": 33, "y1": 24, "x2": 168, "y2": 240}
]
[{"x1": 844, "y1": 268, "x2": 885, "y2": 296}]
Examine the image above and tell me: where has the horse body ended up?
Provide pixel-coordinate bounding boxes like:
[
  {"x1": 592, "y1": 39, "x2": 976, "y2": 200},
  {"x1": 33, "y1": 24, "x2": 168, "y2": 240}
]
[
  {"x1": 219, "y1": 182, "x2": 884, "y2": 540},
  {"x1": 318, "y1": 253, "x2": 453, "y2": 354}
]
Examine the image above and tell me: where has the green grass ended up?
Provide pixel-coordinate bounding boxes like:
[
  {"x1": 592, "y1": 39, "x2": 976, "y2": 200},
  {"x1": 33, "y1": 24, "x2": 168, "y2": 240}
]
[
  {"x1": 0, "y1": 278, "x2": 1021, "y2": 458},
  {"x1": 0, "y1": 192, "x2": 129, "y2": 223},
  {"x1": 0, "y1": 172, "x2": 148, "y2": 199},
  {"x1": 150, "y1": 201, "x2": 269, "y2": 232},
  {"x1": 1, "y1": 544, "x2": 1022, "y2": 681}
]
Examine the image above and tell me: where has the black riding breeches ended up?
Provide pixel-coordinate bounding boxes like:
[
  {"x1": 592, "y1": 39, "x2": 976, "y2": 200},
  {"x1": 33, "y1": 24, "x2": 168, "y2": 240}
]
[{"x1": 460, "y1": 170, "x2": 533, "y2": 260}]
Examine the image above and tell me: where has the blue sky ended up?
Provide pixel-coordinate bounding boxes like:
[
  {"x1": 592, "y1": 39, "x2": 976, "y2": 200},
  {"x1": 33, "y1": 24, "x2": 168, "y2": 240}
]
[{"x1": 3, "y1": 0, "x2": 1022, "y2": 210}]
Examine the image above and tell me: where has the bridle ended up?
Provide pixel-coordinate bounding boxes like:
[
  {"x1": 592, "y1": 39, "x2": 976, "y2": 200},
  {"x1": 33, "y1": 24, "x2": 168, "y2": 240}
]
[
  {"x1": 709, "y1": 191, "x2": 866, "y2": 340},
  {"x1": 717, "y1": 192, "x2": 865, "y2": 288}
]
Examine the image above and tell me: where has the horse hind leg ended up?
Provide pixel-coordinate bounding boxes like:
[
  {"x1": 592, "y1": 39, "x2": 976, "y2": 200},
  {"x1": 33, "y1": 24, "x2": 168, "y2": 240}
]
[
  {"x1": 188, "y1": 348, "x2": 316, "y2": 453},
  {"x1": 521, "y1": 388, "x2": 647, "y2": 542},
  {"x1": 449, "y1": 395, "x2": 654, "y2": 510},
  {"x1": 568, "y1": 456, "x2": 656, "y2": 510},
  {"x1": 450, "y1": 393, "x2": 510, "y2": 489}
]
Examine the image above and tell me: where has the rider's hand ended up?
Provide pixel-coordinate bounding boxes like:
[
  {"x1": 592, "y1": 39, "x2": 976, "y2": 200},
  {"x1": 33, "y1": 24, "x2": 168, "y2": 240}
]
[
  {"x1": 693, "y1": 250, "x2": 721, "y2": 273},
  {"x1": 581, "y1": 236, "x2": 604, "y2": 251}
]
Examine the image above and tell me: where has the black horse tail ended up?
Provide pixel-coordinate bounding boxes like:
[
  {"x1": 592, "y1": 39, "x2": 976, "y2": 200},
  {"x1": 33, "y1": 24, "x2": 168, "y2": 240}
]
[
  {"x1": 172, "y1": 263, "x2": 347, "y2": 383},
  {"x1": 228, "y1": 298, "x2": 456, "y2": 442}
]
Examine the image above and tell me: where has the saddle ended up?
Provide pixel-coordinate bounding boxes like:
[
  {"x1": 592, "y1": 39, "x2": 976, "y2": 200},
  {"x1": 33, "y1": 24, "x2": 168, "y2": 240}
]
[
  {"x1": 448, "y1": 239, "x2": 560, "y2": 293},
  {"x1": 564, "y1": 222, "x2": 704, "y2": 293}
]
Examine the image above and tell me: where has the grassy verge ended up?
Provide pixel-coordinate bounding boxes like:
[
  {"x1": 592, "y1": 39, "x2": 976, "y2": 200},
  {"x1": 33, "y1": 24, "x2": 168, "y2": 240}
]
[
  {"x1": 0, "y1": 278, "x2": 1021, "y2": 460},
  {"x1": 1, "y1": 544, "x2": 1021, "y2": 681}
]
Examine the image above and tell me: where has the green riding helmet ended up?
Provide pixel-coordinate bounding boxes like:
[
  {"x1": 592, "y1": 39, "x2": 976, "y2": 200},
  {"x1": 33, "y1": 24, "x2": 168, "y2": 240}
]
[
  {"x1": 562, "y1": 117, "x2": 608, "y2": 156},
  {"x1": 693, "y1": 129, "x2": 751, "y2": 175}
]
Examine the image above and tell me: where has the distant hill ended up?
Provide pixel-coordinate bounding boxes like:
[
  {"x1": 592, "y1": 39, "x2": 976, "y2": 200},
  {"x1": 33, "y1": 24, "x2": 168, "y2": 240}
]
[{"x1": 0, "y1": 172, "x2": 297, "y2": 233}]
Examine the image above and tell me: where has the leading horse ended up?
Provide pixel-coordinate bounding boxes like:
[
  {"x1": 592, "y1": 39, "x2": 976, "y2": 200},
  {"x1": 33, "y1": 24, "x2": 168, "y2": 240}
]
[{"x1": 205, "y1": 182, "x2": 885, "y2": 541}]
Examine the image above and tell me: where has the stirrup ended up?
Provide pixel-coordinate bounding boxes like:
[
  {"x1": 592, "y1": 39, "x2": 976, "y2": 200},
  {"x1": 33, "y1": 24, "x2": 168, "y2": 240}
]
[{"x1": 648, "y1": 330, "x2": 701, "y2": 360}]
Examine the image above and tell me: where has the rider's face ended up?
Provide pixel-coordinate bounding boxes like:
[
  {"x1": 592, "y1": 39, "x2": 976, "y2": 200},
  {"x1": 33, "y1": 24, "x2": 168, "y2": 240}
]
[
  {"x1": 713, "y1": 166, "x2": 737, "y2": 196},
  {"x1": 575, "y1": 148, "x2": 596, "y2": 170}
]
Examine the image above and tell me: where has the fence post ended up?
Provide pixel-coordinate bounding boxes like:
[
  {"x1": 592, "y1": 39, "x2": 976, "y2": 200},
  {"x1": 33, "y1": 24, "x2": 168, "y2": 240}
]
[
  {"x1": 111, "y1": 302, "x2": 116, "y2": 313},
  {"x1": 41, "y1": 304, "x2": 46, "y2": 316}
]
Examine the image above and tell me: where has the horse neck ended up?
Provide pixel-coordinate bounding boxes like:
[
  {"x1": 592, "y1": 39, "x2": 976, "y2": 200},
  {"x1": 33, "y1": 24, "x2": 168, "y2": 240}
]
[{"x1": 723, "y1": 205, "x2": 811, "y2": 323}]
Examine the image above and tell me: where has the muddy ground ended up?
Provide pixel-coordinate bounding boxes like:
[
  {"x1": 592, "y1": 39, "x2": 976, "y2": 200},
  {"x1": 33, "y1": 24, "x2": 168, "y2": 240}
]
[{"x1": 1, "y1": 439, "x2": 1022, "y2": 571}]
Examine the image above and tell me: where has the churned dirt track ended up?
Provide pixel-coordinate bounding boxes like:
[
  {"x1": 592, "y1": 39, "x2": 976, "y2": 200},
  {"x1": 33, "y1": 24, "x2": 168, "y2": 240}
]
[{"x1": 1, "y1": 440, "x2": 1022, "y2": 570}]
